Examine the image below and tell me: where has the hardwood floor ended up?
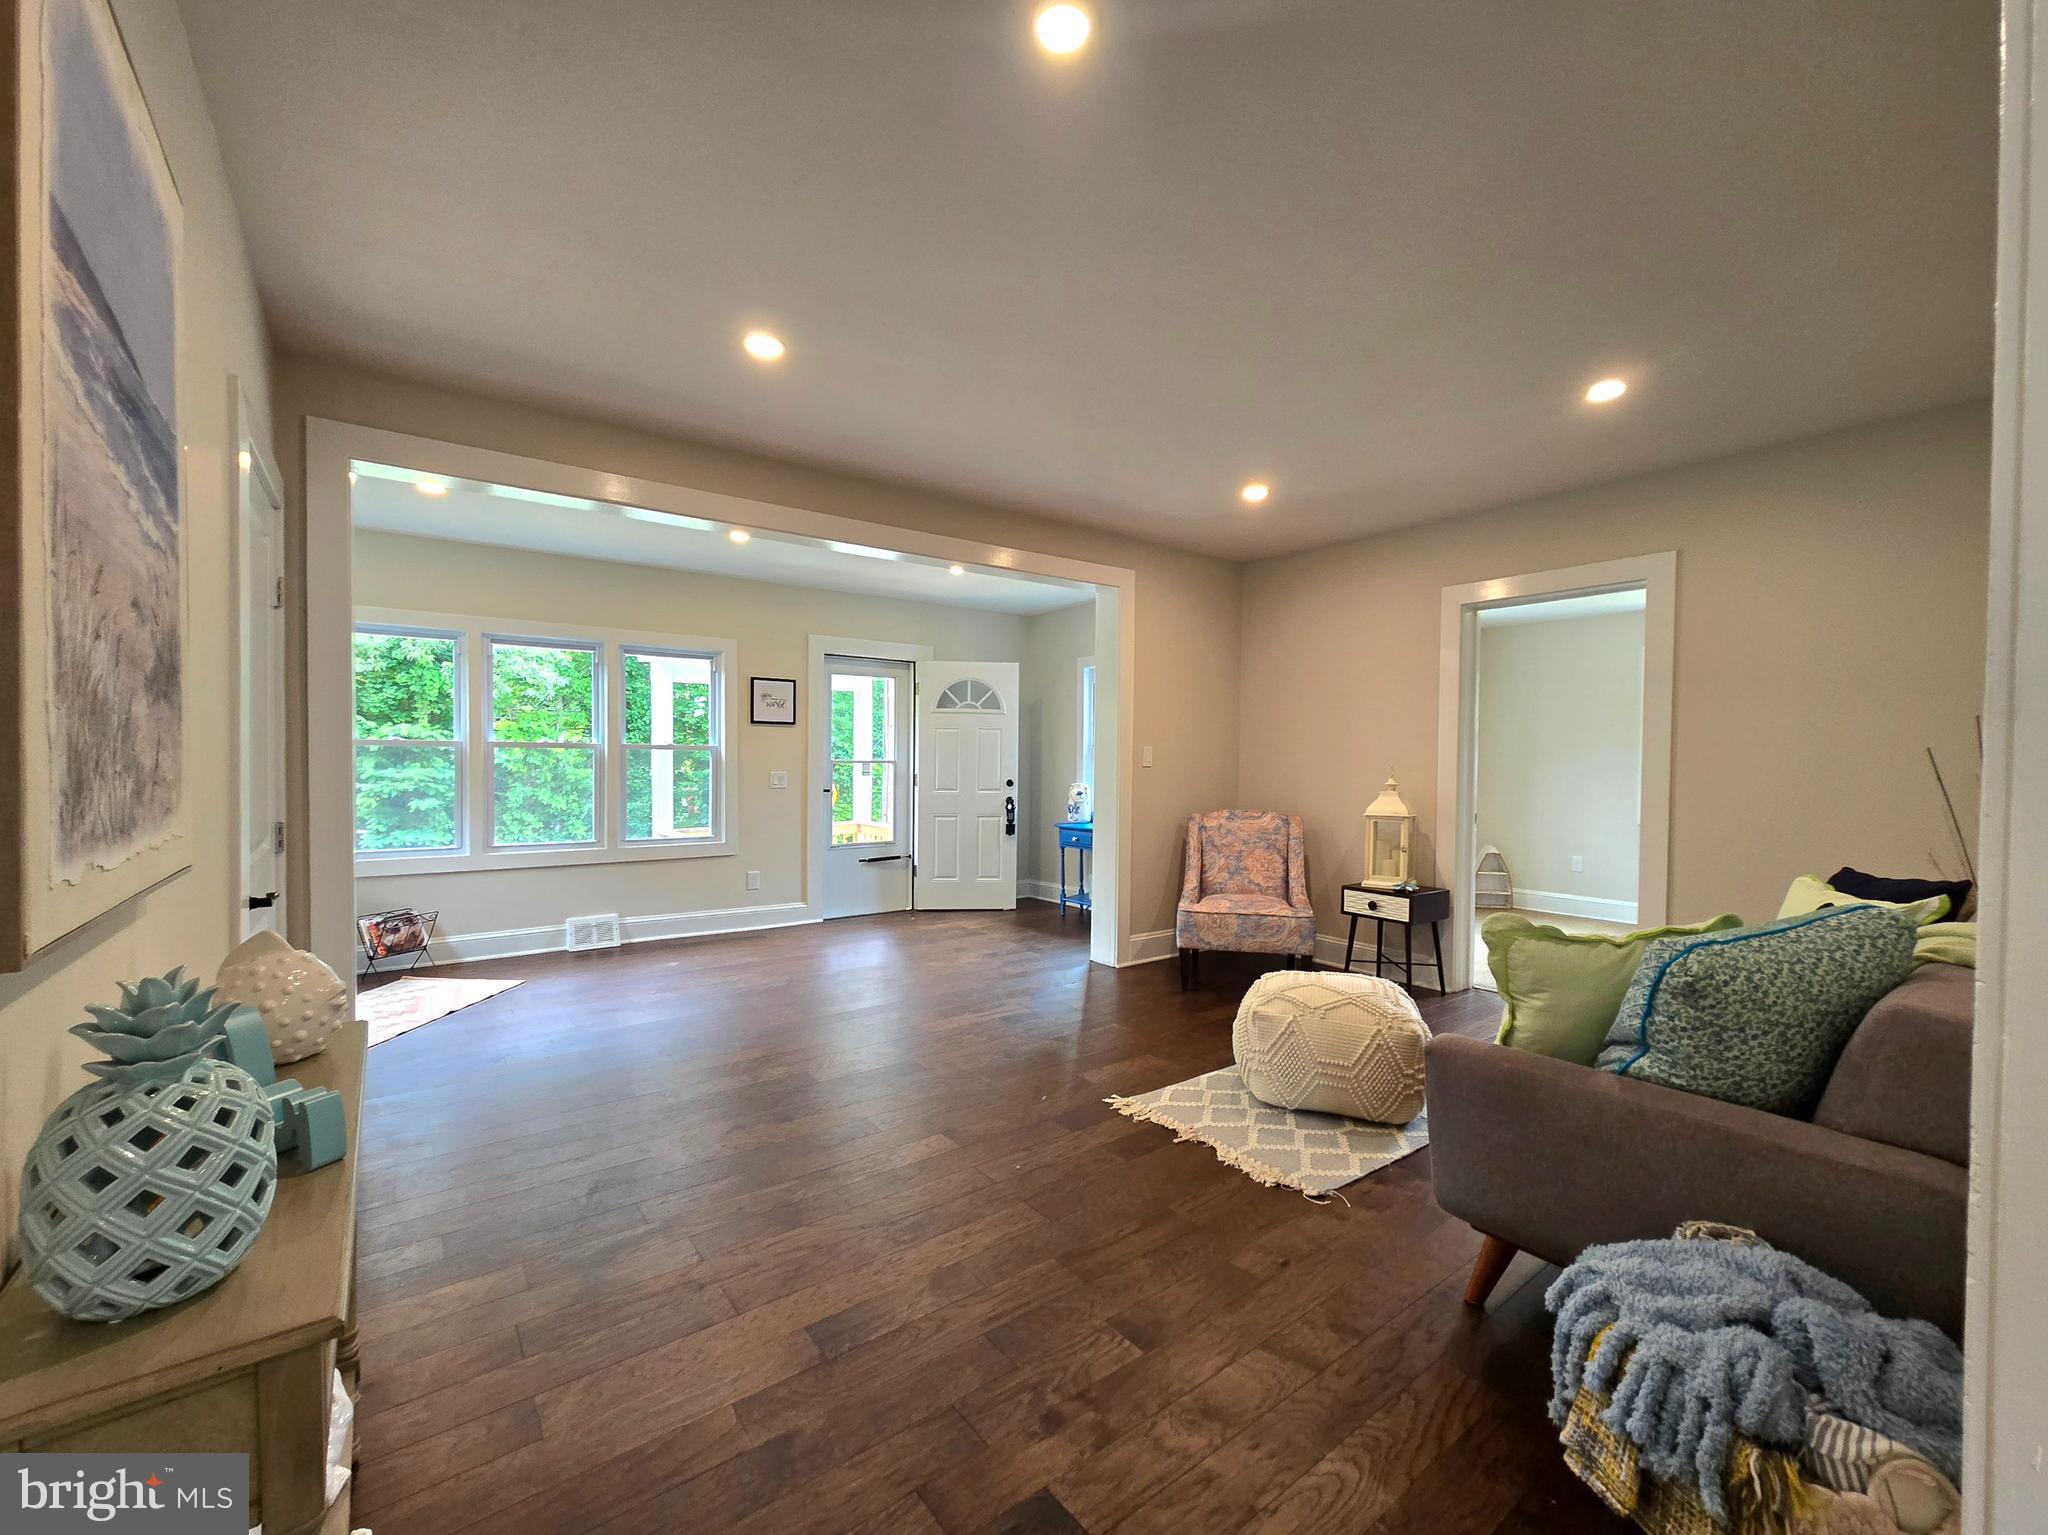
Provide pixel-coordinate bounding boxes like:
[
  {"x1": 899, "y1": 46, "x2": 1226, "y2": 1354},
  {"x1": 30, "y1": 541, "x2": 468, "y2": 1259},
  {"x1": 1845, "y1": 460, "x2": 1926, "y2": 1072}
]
[{"x1": 349, "y1": 904, "x2": 1607, "y2": 1534}]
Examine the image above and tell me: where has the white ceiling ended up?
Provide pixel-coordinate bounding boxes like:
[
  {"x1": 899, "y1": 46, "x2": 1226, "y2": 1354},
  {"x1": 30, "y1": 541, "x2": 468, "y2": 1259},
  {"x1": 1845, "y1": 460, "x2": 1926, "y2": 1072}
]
[
  {"x1": 181, "y1": 1, "x2": 1998, "y2": 560},
  {"x1": 349, "y1": 465, "x2": 1093, "y2": 615},
  {"x1": 1477, "y1": 589, "x2": 1647, "y2": 627}
]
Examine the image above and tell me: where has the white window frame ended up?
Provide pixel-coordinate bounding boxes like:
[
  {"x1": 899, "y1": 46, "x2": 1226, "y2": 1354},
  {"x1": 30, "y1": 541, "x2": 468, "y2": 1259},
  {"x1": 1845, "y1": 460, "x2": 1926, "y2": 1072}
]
[
  {"x1": 620, "y1": 643, "x2": 723, "y2": 848},
  {"x1": 352, "y1": 622, "x2": 467, "y2": 860},
  {"x1": 486, "y1": 633, "x2": 605, "y2": 854},
  {"x1": 826, "y1": 661, "x2": 909, "y2": 852},
  {"x1": 352, "y1": 606, "x2": 737, "y2": 875}
]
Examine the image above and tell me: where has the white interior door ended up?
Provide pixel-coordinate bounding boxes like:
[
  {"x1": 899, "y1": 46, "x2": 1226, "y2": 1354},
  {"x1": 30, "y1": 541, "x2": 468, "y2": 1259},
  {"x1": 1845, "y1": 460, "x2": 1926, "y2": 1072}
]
[
  {"x1": 824, "y1": 657, "x2": 915, "y2": 919},
  {"x1": 915, "y1": 662, "x2": 1019, "y2": 911},
  {"x1": 238, "y1": 438, "x2": 287, "y2": 937}
]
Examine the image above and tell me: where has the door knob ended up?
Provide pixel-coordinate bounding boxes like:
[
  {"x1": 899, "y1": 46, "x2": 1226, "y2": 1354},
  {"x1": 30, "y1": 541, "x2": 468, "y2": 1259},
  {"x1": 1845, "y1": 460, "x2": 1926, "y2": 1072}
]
[{"x1": 247, "y1": 892, "x2": 278, "y2": 910}]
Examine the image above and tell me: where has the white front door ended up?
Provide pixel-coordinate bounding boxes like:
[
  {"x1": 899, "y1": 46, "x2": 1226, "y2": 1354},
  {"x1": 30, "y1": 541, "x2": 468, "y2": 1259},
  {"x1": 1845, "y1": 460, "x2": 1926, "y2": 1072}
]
[
  {"x1": 914, "y1": 662, "x2": 1019, "y2": 911},
  {"x1": 824, "y1": 658, "x2": 916, "y2": 919},
  {"x1": 238, "y1": 439, "x2": 287, "y2": 937}
]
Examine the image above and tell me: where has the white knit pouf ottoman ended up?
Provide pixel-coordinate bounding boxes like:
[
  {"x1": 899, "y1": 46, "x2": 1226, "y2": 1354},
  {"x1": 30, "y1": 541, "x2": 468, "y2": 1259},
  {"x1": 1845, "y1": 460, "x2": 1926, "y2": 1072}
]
[{"x1": 1231, "y1": 970, "x2": 1428, "y2": 1123}]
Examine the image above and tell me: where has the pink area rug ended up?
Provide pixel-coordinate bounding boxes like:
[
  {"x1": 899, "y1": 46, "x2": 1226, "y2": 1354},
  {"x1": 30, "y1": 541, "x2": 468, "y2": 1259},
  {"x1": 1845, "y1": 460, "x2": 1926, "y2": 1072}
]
[{"x1": 361, "y1": 975, "x2": 524, "y2": 1047}]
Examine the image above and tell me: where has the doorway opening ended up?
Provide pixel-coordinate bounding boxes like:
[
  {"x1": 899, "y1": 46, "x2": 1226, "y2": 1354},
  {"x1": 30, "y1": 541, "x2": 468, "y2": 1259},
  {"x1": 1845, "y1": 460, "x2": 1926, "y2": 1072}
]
[
  {"x1": 824, "y1": 655, "x2": 915, "y2": 918},
  {"x1": 1468, "y1": 590, "x2": 1647, "y2": 987},
  {"x1": 1436, "y1": 553, "x2": 1677, "y2": 994}
]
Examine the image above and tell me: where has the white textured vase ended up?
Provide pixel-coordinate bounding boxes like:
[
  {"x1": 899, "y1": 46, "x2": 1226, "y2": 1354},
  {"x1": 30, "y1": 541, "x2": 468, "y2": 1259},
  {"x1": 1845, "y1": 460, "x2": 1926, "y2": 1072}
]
[{"x1": 212, "y1": 930, "x2": 349, "y2": 1064}]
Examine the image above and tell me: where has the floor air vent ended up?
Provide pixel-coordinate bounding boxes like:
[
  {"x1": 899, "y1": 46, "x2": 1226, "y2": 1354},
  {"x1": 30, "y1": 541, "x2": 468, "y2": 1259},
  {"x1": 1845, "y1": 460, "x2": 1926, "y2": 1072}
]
[{"x1": 565, "y1": 913, "x2": 623, "y2": 952}]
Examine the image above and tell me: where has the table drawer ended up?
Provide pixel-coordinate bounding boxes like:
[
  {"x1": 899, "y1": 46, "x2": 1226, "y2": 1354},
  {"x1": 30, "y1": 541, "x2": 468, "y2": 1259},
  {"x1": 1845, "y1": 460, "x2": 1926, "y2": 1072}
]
[
  {"x1": 1342, "y1": 888, "x2": 1409, "y2": 922},
  {"x1": 1058, "y1": 826, "x2": 1093, "y2": 850}
]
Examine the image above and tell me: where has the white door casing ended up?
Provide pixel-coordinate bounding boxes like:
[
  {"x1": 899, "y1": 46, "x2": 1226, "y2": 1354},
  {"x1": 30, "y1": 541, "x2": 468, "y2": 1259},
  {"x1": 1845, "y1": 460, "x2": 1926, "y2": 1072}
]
[
  {"x1": 915, "y1": 662, "x2": 1019, "y2": 911},
  {"x1": 236, "y1": 400, "x2": 286, "y2": 938},
  {"x1": 1435, "y1": 553, "x2": 1676, "y2": 992},
  {"x1": 823, "y1": 657, "x2": 916, "y2": 919}
]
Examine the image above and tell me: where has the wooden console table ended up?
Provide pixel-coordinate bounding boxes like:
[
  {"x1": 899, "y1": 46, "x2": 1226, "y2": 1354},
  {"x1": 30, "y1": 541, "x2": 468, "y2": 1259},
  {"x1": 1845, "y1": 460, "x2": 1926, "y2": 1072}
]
[{"x1": 0, "y1": 1022, "x2": 365, "y2": 1535}]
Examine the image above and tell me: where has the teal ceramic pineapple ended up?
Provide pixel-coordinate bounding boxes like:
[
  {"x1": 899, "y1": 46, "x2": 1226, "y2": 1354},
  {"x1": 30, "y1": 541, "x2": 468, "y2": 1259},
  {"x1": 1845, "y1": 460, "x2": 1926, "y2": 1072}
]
[{"x1": 18, "y1": 968, "x2": 279, "y2": 1321}]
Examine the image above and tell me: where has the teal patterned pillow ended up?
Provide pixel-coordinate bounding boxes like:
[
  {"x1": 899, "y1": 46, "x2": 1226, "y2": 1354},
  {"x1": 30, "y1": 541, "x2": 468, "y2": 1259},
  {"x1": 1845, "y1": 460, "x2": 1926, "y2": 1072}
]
[{"x1": 1595, "y1": 905, "x2": 1917, "y2": 1114}]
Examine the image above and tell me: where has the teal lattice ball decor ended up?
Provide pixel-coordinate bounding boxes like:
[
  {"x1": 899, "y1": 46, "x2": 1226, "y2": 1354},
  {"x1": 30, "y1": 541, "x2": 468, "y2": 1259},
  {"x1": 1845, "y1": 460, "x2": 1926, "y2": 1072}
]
[{"x1": 16, "y1": 969, "x2": 279, "y2": 1322}]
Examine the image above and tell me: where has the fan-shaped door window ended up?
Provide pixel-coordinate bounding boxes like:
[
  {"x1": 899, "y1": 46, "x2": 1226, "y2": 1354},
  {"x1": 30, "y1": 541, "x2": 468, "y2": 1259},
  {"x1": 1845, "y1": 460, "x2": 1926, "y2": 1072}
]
[{"x1": 934, "y1": 678, "x2": 1004, "y2": 712}]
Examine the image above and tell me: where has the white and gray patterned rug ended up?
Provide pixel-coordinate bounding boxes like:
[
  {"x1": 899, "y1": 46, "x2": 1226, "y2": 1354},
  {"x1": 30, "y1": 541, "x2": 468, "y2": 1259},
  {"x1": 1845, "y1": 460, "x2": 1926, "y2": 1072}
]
[{"x1": 1107, "y1": 1067, "x2": 1429, "y2": 1199}]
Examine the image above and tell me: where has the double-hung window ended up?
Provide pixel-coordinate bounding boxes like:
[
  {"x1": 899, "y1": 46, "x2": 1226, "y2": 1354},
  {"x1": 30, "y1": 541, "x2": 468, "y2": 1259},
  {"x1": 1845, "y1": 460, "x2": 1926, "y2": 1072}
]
[
  {"x1": 489, "y1": 639, "x2": 600, "y2": 848},
  {"x1": 623, "y1": 648, "x2": 717, "y2": 841},
  {"x1": 353, "y1": 627, "x2": 463, "y2": 855}
]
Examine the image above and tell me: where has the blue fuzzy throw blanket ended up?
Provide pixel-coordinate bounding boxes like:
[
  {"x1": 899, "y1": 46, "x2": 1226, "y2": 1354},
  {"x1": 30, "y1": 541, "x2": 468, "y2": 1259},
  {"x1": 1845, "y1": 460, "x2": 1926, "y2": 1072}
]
[{"x1": 1546, "y1": 1239, "x2": 1963, "y2": 1524}]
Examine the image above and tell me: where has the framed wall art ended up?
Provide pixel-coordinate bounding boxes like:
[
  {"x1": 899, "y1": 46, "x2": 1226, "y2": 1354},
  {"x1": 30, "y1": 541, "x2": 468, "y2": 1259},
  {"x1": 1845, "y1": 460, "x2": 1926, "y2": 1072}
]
[
  {"x1": 749, "y1": 676, "x2": 796, "y2": 726},
  {"x1": 3, "y1": 0, "x2": 188, "y2": 969}
]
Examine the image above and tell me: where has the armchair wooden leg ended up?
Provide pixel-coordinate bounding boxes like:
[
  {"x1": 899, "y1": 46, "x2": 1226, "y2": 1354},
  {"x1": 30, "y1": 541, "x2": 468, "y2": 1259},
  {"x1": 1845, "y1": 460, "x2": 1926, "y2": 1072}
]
[
  {"x1": 1463, "y1": 1234, "x2": 1518, "y2": 1307},
  {"x1": 1178, "y1": 948, "x2": 1191, "y2": 989}
]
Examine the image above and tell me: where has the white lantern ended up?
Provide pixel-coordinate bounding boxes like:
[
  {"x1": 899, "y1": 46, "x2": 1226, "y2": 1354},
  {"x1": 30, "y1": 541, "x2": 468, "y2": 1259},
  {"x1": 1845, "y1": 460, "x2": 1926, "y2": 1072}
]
[{"x1": 1362, "y1": 772, "x2": 1414, "y2": 888}]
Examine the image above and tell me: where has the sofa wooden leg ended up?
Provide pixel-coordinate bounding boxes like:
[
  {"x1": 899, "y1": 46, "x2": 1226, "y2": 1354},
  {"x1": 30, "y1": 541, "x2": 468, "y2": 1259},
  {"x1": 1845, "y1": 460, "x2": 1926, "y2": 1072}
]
[{"x1": 1463, "y1": 1234, "x2": 1518, "y2": 1307}]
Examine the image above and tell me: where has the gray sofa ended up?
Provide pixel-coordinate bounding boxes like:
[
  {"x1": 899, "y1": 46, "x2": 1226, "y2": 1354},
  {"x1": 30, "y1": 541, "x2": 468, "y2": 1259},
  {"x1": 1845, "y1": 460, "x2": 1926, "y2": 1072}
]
[{"x1": 1425, "y1": 962, "x2": 1972, "y2": 1337}]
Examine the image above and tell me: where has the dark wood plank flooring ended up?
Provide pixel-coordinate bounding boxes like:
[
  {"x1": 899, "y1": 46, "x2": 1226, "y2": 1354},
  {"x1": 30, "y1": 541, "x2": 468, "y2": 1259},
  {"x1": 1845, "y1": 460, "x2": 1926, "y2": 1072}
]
[{"x1": 350, "y1": 905, "x2": 1606, "y2": 1534}]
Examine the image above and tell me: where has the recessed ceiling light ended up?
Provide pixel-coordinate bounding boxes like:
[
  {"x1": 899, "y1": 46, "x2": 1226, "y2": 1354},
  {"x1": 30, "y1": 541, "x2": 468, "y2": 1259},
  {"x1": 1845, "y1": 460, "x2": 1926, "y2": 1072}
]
[
  {"x1": 1034, "y1": 2, "x2": 1092, "y2": 55},
  {"x1": 1585, "y1": 377, "x2": 1628, "y2": 404},
  {"x1": 416, "y1": 478, "x2": 450, "y2": 496},
  {"x1": 728, "y1": 528, "x2": 751, "y2": 544},
  {"x1": 949, "y1": 564, "x2": 966, "y2": 576},
  {"x1": 1239, "y1": 481, "x2": 1271, "y2": 505},
  {"x1": 237, "y1": 449, "x2": 252, "y2": 471},
  {"x1": 742, "y1": 330, "x2": 785, "y2": 362}
]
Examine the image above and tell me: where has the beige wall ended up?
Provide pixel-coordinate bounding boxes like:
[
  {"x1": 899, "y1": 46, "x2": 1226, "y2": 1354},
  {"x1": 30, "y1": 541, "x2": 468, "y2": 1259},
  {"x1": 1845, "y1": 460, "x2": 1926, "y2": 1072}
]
[
  {"x1": 1018, "y1": 601, "x2": 1097, "y2": 891},
  {"x1": 1476, "y1": 610, "x2": 1645, "y2": 912},
  {"x1": 0, "y1": 3, "x2": 272, "y2": 1267},
  {"x1": 274, "y1": 353, "x2": 1243, "y2": 948},
  {"x1": 1240, "y1": 402, "x2": 1991, "y2": 933},
  {"x1": 352, "y1": 529, "x2": 1039, "y2": 938}
]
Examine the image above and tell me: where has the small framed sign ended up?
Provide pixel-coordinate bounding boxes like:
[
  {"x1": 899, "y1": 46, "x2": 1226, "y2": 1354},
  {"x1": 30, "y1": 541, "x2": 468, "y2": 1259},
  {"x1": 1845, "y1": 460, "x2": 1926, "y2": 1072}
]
[{"x1": 750, "y1": 677, "x2": 797, "y2": 725}]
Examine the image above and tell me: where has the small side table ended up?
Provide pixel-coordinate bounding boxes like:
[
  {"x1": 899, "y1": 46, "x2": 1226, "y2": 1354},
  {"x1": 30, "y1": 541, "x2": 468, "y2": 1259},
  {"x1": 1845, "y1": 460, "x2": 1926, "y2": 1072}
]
[
  {"x1": 1057, "y1": 821, "x2": 1093, "y2": 916},
  {"x1": 1341, "y1": 882, "x2": 1453, "y2": 994}
]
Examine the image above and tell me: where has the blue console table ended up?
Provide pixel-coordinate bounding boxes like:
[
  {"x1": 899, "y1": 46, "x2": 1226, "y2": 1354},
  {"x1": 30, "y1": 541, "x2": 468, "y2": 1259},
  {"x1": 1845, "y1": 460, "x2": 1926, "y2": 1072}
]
[{"x1": 1057, "y1": 821, "x2": 1093, "y2": 915}]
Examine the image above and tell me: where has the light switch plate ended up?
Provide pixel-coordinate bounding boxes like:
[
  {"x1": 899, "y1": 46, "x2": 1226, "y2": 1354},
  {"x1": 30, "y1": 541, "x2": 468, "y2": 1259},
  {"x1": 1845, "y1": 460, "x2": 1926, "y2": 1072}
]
[
  {"x1": 769, "y1": 771, "x2": 789, "y2": 788},
  {"x1": 1142, "y1": 745, "x2": 1154, "y2": 767},
  {"x1": 746, "y1": 870, "x2": 762, "y2": 890}
]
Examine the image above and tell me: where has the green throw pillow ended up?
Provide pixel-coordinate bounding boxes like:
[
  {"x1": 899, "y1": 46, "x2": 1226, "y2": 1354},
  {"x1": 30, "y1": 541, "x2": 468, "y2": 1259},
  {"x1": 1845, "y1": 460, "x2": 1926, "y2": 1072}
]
[
  {"x1": 1913, "y1": 921, "x2": 1977, "y2": 969},
  {"x1": 1595, "y1": 904, "x2": 1918, "y2": 1114},
  {"x1": 1777, "y1": 874, "x2": 1948, "y2": 925},
  {"x1": 1486, "y1": 911, "x2": 1744, "y2": 1065}
]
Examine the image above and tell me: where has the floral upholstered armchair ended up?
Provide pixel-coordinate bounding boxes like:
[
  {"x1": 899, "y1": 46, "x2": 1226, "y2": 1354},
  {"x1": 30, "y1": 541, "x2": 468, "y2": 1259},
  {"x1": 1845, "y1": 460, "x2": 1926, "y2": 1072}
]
[{"x1": 1175, "y1": 810, "x2": 1316, "y2": 987}]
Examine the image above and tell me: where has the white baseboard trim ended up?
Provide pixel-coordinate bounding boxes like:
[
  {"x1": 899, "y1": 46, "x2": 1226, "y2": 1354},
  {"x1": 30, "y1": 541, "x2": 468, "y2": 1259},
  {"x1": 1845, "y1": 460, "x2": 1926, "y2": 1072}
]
[
  {"x1": 1315, "y1": 931, "x2": 1371, "y2": 969},
  {"x1": 1019, "y1": 879, "x2": 1061, "y2": 903},
  {"x1": 1126, "y1": 929, "x2": 1178, "y2": 966},
  {"x1": 1128, "y1": 929, "x2": 1430, "y2": 977},
  {"x1": 1514, "y1": 889, "x2": 1639, "y2": 925},
  {"x1": 364, "y1": 900, "x2": 817, "y2": 971}
]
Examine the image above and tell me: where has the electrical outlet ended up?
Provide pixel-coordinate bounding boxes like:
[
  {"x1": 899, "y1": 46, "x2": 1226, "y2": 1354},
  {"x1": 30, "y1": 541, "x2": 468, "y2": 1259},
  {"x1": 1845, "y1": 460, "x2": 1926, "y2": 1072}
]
[
  {"x1": 1142, "y1": 745, "x2": 1154, "y2": 767},
  {"x1": 746, "y1": 870, "x2": 762, "y2": 891},
  {"x1": 769, "y1": 771, "x2": 788, "y2": 788},
  {"x1": 1571, "y1": 854, "x2": 1585, "y2": 872}
]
